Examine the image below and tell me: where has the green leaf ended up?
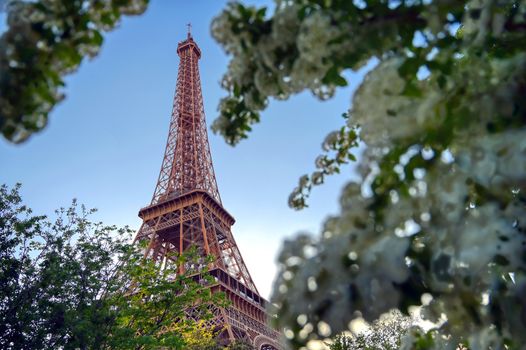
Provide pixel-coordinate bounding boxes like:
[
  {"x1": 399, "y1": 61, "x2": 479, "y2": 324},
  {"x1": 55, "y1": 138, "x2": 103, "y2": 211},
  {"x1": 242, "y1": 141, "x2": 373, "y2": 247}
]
[
  {"x1": 322, "y1": 66, "x2": 348, "y2": 87},
  {"x1": 402, "y1": 81, "x2": 423, "y2": 97}
]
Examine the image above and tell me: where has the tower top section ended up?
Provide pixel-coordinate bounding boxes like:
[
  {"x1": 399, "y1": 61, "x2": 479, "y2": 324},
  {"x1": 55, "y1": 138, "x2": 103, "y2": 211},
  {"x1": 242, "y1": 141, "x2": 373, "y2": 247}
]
[
  {"x1": 177, "y1": 24, "x2": 201, "y2": 59},
  {"x1": 150, "y1": 33, "x2": 220, "y2": 205}
]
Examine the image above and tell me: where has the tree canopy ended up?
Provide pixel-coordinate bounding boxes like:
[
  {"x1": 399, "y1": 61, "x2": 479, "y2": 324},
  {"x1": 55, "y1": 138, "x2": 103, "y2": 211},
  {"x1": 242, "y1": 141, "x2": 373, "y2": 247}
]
[
  {"x1": 0, "y1": 184, "x2": 225, "y2": 349},
  {"x1": 212, "y1": 0, "x2": 526, "y2": 349}
]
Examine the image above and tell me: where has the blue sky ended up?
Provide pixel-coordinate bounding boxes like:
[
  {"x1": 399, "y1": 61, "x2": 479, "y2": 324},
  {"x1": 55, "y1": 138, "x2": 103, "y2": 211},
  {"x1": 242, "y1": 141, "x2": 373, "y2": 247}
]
[{"x1": 0, "y1": 1, "x2": 367, "y2": 298}]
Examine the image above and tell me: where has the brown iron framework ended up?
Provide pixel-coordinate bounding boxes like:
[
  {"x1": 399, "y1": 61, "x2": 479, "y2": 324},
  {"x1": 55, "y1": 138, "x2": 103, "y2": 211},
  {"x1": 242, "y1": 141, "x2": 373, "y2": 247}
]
[{"x1": 134, "y1": 30, "x2": 282, "y2": 350}]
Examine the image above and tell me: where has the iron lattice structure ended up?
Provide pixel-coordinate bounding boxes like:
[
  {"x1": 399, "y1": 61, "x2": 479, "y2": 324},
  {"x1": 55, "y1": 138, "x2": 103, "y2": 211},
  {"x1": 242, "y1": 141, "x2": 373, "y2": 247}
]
[{"x1": 134, "y1": 31, "x2": 282, "y2": 350}]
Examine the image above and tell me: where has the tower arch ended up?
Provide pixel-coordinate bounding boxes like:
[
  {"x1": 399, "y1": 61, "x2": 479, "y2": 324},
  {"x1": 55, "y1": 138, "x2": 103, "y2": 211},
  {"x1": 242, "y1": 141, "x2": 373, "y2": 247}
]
[{"x1": 254, "y1": 334, "x2": 282, "y2": 350}]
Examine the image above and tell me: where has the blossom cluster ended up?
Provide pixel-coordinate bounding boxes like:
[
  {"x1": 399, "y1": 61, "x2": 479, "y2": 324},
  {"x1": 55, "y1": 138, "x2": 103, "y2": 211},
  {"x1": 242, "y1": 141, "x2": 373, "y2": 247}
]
[
  {"x1": 0, "y1": 0, "x2": 149, "y2": 143},
  {"x1": 213, "y1": 0, "x2": 526, "y2": 349}
]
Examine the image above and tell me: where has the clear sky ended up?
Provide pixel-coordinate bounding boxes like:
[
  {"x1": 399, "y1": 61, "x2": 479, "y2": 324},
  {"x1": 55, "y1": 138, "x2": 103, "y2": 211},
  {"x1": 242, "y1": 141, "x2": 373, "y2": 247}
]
[{"x1": 0, "y1": 1, "x2": 367, "y2": 298}]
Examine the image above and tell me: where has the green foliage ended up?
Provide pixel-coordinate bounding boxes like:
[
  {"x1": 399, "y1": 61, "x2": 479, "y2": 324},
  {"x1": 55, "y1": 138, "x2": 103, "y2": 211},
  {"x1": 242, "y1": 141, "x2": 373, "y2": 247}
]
[
  {"x1": 0, "y1": 183, "x2": 226, "y2": 349},
  {"x1": 158, "y1": 320, "x2": 217, "y2": 350},
  {"x1": 288, "y1": 113, "x2": 360, "y2": 209},
  {"x1": 105, "y1": 247, "x2": 227, "y2": 350},
  {"x1": 0, "y1": 0, "x2": 149, "y2": 143},
  {"x1": 0, "y1": 183, "x2": 126, "y2": 349}
]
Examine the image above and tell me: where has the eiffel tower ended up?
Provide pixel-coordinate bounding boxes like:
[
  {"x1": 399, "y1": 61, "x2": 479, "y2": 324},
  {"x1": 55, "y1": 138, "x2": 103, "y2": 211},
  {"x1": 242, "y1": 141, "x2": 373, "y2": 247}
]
[{"x1": 134, "y1": 28, "x2": 282, "y2": 350}]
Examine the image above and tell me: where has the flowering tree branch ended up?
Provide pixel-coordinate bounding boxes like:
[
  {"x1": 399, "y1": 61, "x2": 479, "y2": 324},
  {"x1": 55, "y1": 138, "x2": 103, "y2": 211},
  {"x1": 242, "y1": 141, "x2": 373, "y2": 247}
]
[
  {"x1": 0, "y1": 0, "x2": 149, "y2": 143},
  {"x1": 213, "y1": 0, "x2": 526, "y2": 349}
]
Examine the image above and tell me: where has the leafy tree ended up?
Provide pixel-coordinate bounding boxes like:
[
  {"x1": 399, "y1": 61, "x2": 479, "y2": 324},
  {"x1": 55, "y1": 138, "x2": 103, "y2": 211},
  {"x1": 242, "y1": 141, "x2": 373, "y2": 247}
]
[
  {"x1": 212, "y1": 0, "x2": 526, "y2": 349},
  {"x1": 0, "y1": 0, "x2": 150, "y2": 143},
  {"x1": 0, "y1": 183, "x2": 225, "y2": 349},
  {"x1": 104, "y1": 250, "x2": 226, "y2": 350},
  {"x1": 169, "y1": 320, "x2": 219, "y2": 350}
]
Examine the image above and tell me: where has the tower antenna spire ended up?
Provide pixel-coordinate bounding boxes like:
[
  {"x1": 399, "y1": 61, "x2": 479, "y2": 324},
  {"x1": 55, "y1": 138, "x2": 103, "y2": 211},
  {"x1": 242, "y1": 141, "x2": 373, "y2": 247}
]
[{"x1": 187, "y1": 22, "x2": 192, "y2": 38}]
